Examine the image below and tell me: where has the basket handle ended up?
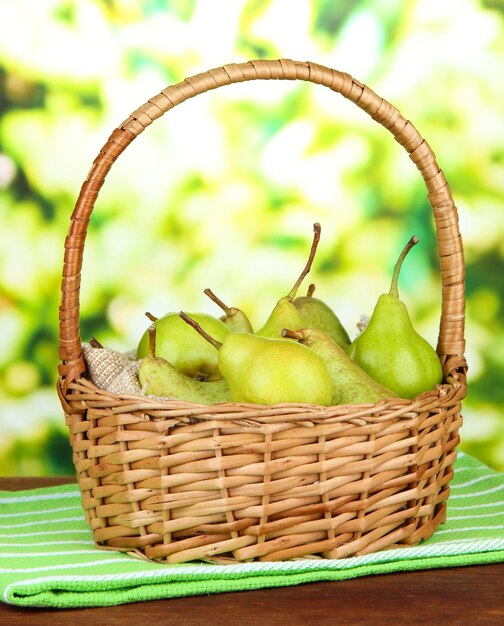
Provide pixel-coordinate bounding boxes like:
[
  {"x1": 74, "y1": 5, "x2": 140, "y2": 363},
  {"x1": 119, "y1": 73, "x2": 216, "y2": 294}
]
[{"x1": 58, "y1": 59, "x2": 467, "y2": 391}]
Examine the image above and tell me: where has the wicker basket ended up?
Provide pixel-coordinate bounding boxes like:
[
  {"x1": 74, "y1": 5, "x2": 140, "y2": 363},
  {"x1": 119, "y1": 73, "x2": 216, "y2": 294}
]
[{"x1": 57, "y1": 59, "x2": 467, "y2": 564}]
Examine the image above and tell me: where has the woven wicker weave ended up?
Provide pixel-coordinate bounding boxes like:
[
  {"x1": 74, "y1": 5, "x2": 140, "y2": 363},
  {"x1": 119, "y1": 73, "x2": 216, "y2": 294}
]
[{"x1": 57, "y1": 59, "x2": 467, "y2": 563}]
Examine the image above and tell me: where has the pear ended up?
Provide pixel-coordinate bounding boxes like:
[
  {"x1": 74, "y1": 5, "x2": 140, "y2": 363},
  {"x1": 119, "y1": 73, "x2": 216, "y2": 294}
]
[
  {"x1": 136, "y1": 311, "x2": 229, "y2": 381},
  {"x1": 204, "y1": 288, "x2": 253, "y2": 333},
  {"x1": 282, "y1": 328, "x2": 397, "y2": 405},
  {"x1": 139, "y1": 325, "x2": 230, "y2": 404},
  {"x1": 179, "y1": 312, "x2": 333, "y2": 406},
  {"x1": 293, "y1": 283, "x2": 351, "y2": 350},
  {"x1": 256, "y1": 223, "x2": 321, "y2": 339},
  {"x1": 349, "y1": 236, "x2": 443, "y2": 399}
]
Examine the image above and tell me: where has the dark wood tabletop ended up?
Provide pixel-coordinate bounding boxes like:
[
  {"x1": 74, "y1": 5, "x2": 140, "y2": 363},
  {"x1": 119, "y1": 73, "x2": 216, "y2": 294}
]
[{"x1": 1, "y1": 477, "x2": 503, "y2": 626}]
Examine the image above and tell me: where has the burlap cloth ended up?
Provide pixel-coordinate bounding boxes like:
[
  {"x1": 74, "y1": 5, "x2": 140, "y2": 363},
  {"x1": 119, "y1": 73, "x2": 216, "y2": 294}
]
[{"x1": 81, "y1": 342, "x2": 142, "y2": 395}]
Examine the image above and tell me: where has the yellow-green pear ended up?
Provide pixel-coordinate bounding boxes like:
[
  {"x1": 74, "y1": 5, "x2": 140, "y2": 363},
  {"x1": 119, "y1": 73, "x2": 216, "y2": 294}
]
[
  {"x1": 179, "y1": 312, "x2": 334, "y2": 406},
  {"x1": 282, "y1": 327, "x2": 397, "y2": 405},
  {"x1": 256, "y1": 223, "x2": 321, "y2": 339},
  {"x1": 137, "y1": 311, "x2": 229, "y2": 381},
  {"x1": 293, "y1": 284, "x2": 351, "y2": 351},
  {"x1": 139, "y1": 325, "x2": 230, "y2": 404},
  {"x1": 204, "y1": 288, "x2": 253, "y2": 333},
  {"x1": 349, "y1": 236, "x2": 443, "y2": 399}
]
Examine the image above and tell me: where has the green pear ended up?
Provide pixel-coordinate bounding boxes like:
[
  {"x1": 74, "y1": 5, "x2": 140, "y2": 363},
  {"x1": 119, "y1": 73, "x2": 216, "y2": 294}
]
[
  {"x1": 349, "y1": 236, "x2": 443, "y2": 399},
  {"x1": 256, "y1": 223, "x2": 321, "y2": 339},
  {"x1": 139, "y1": 325, "x2": 230, "y2": 404},
  {"x1": 204, "y1": 288, "x2": 253, "y2": 333},
  {"x1": 136, "y1": 311, "x2": 229, "y2": 381},
  {"x1": 179, "y1": 312, "x2": 333, "y2": 406},
  {"x1": 293, "y1": 283, "x2": 351, "y2": 351},
  {"x1": 282, "y1": 327, "x2": 397, "y2": 405}
]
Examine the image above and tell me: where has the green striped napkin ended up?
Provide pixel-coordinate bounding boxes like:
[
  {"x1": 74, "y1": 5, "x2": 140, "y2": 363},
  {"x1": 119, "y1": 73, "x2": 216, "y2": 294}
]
[{"x1": 1, "y1": 452, "x2": 503, "y2": 608}]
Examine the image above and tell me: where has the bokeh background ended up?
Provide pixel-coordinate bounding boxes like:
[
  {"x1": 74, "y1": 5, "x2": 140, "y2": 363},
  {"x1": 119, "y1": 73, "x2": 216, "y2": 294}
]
[{"x1": 0, "y1": 0, "x2": 503, "y2": 475}]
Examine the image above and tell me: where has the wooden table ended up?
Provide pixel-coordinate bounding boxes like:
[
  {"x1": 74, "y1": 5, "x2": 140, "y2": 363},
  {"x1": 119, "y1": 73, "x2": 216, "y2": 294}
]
[{"x1": 1, "y1": 477, "x2": 503, "y2": 625}]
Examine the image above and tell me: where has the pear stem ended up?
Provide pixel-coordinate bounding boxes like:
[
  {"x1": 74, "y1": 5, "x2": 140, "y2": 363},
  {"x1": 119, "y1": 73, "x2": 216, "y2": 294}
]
[
  {"x1": 204, "y1": 288, "x2": 232, "y2": 316},
  {"x1": 147, "y1": 324, "x2": 156, "y2": 358},
  {"x1": 307, "y1": 283, "x2": 316, "y2": 297},
  {"x1": 281, "y1": 328, "x2": 304, "y2": 341},
  {"x1": 389, "y1": 236, "x2": 419, "y2": 299},
  {"x1": 179, "y1": 311, "x2": 223, "y2": 350},
  {"x1": 89, "y1": 337, "x2": 103, "y2": 349},
  {"x1": 145, "y1": 311, "x2": 158, "y2": 322},
  {"x1": 287, "y1": 223, "x2": 321, "y2": 301}
]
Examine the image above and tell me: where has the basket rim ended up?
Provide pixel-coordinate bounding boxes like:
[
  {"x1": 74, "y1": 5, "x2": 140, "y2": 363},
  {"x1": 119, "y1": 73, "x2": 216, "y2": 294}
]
[
  {"x1": 57, "y1": 58, "x2": 467, "y2": 397},
  {"x1": 59, "y1": 370, "x2": 467, "y2": 426}
]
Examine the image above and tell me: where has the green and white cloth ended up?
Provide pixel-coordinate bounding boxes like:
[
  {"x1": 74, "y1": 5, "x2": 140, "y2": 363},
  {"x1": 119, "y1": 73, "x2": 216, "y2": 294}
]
[{"x1": 1, "y1": 452, "x2": 503, "y2": 608}]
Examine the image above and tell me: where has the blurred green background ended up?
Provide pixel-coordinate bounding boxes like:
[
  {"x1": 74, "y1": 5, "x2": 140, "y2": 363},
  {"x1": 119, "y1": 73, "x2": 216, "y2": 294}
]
[{"x1": 0, "y1": 0, "x2": 503, "y2": 475}]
